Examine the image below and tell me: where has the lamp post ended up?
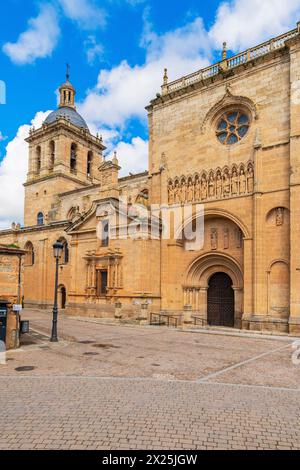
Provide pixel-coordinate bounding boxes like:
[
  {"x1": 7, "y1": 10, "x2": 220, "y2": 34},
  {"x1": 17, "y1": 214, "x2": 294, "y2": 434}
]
[{"x1": 50, "y1": 241, "x2": 63, "y2": 342}]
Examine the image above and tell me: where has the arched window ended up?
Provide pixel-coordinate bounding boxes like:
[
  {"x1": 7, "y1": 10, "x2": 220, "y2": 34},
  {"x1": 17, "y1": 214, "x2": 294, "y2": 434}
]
[
  {"x1": 37, "y1": 212, "x2": 44, "y2": 226},
  {"x1": 36, "y1": 146, "x2": 41, "y2": 173},
  {"x1": 24, "y1": 241, "x2": 34, "y2": 266},
  {"x1": 70, "y1": 143, "x2": 77, "y2": 172},
  {"x1": 87, "y1": 151, "x2": 93, "y2": 177},
  {"x1": 49, "y1": 141, "x2": 55, "y2": 169},
  {"x1": 58, "y1": 237, "x2": 69, "y2": 264}
]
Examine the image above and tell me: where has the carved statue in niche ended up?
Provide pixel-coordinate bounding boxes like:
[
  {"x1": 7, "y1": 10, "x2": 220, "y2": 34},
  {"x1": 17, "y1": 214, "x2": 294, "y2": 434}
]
[
  {"x1": 231, "y1": 168, "x2": 239, "y2": 196},
  {"x1": 223, "y1": 171, "x2": 230, "y2": 197},
  {"x1": 276, "y1": 207, "x2": 284, "y2": 226},
  {"x1": 187, "y1": 179, "x2": 194, "y2": 203},
  {"x1": 211, "y1": 228, "x2": 218, "y2": 250},
  {"x1": 224, "y1": 228, "x2": 229, "y2": 249},
  {"x1": 180, "y1": 180, "x2": 187, "y2": 203},
  {"x1": 201, "y1": 176, "x2": 208, "y2": 200},
  {"x1": 208, "y1": 173, "x2": 215, "y2": 198},
  {"x1": 247, "y1": 164, "x2": 254, "y2": 193},
  {"x1": 216, "y1": 172, "x2": 222, "y2": 199},
  {"x1": 174, "y1": 181, "x2": 180, "y2": 204},
  {"x1": 168, "y1": 182, "x2": 174, "y2": 204},
  {"x1": 239, "y1": 168, "x2": 246, "y2": 194},
  {"x1": 194, "y1": 177, "x2": 201, "y2": 201}
]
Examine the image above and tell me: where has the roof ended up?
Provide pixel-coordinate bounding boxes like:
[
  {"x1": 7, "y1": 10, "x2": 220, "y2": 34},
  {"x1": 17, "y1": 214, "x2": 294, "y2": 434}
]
[
  {"x1": 44, "y1": 106, "x2": 89, "y2": 131},
  {"x1": 0, "y1": 244, "x2": 25, "y2": 255}
]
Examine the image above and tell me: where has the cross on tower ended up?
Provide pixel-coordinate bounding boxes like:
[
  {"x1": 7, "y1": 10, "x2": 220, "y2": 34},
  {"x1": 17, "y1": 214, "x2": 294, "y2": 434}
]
[{"x1": 66, "y1": 63, "x2": 70, "y2": 81}]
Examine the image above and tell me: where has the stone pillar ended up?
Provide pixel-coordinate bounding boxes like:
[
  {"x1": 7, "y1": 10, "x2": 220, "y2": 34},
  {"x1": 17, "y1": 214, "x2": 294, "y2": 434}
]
[
  {"x1": 199, "y1": 287, "x2": 208, "y2": 322},
  {"x1": 183, "y1": 304, "x2": 192, "y2": 325},
  {"x1": 242, "y1": 237, "x2": 253, "y2": 329},
  {"x1": 233, "y1": 287, "x2": 243, "y2": 329},
  {"x1": 114, "y1": 301, "x2": 122, "y2": 320},
  {"x1": 289, "y1": 36, "x2": 300, "y2": 336},
  {"x1": 139, "y1": 302, "x2": 149, "y2": 325}
]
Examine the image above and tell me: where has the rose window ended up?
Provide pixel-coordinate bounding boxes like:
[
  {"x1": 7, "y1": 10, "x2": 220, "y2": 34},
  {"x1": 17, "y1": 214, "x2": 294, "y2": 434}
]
[{"x1": 216, "y1": 111, "x2": 250, "y2": 145}]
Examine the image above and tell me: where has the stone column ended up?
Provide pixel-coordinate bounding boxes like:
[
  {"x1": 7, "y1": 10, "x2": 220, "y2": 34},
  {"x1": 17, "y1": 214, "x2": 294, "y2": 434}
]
[
  {"x1": 114, "y1": 301, "x2": 122, "y2": 320},
  {"x1": 199, "y1": 287, "x2": 208, "y2": 322},
  {"x1": 289, "y1": 36, "x2": 300, "y2": 336},
  {"x1": 139, "y1": 302, "x2": 149, "y2": 325},
  {"x1": 233, "y1": 287, "x2": 243, "y2": 329},
  {"x1": 183, "y1": 303, "x2": 192, "y2": 325},
  {"x1": 242, "y1": 237, "x2": 253, "y2": 329}
]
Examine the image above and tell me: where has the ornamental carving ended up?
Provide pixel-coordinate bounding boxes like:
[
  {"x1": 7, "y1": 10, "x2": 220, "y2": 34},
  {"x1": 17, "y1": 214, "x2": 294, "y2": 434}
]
[{"x1": 168, "y1": 162, "x2": 254, "y2": 204}]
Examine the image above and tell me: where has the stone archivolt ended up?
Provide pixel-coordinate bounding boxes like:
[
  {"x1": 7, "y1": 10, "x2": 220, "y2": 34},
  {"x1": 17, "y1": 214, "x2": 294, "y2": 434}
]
[{"x1": 168, "y1": 161, "x2": 254, "y2": 204}]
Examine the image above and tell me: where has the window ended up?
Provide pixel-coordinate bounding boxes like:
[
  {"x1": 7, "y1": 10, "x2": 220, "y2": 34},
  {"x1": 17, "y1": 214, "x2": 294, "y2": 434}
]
[
  {"x1": 96, "y1": 270, "x2": 108, "y2": 296},
  {"x1": 37, "y1": 212, "x2": 44, "y2": 226},
  {"x1": 216, "y1": 111, "x2": 250, "y2": 145},
  {"x1": 70, "y1": 143, "x2": 77, "y2": 172},
  {"x1": 101, "y1": 220, "x2": 109, "y2": 247},
  {"x1": 24, "y1": 242, "x2": 34, "y2": 266},
  {"x1": 87, "y1": 151, "x2": 93, "y2": 177},
  {"x1": 49, "y1": 141, "x2": 55, "y2": 169},
  {"x1": 36, "y1": 146, "x2": 41, "y2": 173}
]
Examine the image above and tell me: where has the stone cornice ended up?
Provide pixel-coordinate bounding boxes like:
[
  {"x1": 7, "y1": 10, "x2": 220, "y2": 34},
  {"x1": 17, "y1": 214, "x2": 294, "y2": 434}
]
[
  {"x1": 59, "y1": 184, "x2": 101, "y2": 197},
  {"x1": 146, "y1": 29, "x2": 297, "y2": 111},
  {"x1": 0, "y1": 246, "x2": 26, "y2": 255},
  {"x1": 26, "y1": 119, "x2": 106, "y2": 151},
  {"x1": 24, "y1": 171, "x2": 91, "y2": 187},
  {"x1": 0, "y1": 221, "x2": 70, "y2": 236}
]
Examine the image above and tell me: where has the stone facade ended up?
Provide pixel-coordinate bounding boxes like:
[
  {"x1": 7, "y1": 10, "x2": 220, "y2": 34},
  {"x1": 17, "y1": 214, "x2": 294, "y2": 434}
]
[
  {"x1": 1, "y1": 25, "x2": 300, "y2": 334},
  {"x1": 0, "y1": 245, "x2": 25, "y2": 304}
]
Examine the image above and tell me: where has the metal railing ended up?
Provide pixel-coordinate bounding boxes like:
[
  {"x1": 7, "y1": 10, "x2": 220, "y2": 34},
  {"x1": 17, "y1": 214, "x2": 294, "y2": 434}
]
[{"x1": 150, "y1": 312, "x2": 179, "y2": 328}]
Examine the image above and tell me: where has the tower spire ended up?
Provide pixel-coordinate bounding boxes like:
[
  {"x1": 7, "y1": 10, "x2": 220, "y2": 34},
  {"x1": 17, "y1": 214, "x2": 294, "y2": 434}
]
[{"x1": 59, "y1": 65, "x2": 76, "y2": 109}]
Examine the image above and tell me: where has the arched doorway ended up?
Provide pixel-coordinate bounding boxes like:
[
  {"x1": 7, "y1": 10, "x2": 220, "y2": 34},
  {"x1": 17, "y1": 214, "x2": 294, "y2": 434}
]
[
  {"x1": 207, "y1": 273, "x2": 234, "y2": 327},
  {"x1": 59, "y1": 286, "x2": 67, "y2": 309}
]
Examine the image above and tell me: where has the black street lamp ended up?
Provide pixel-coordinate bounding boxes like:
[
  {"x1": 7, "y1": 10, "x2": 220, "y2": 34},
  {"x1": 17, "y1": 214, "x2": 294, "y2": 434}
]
[{"x1": 50, "y1": 241, "x2": 64, "y2": 342}]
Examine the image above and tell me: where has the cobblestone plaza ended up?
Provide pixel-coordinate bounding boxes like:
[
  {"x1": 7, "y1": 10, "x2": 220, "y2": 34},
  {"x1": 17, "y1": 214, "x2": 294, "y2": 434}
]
[{"x1": 0, "y1": 310, "x2": 299, "y2": 450}]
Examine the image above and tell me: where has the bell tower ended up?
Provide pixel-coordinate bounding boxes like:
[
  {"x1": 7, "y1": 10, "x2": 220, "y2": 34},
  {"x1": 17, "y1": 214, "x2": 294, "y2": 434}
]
[{"x1": 24, "y1": 69, "x2": 106, "y2": 227}]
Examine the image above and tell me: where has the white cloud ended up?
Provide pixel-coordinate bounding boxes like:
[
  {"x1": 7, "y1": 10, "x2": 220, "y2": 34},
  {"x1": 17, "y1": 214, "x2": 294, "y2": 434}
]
[
  {"x1": 80, "y1": 0, "x2": 300, "y2": 132},
  {"x1": 3, "y1": 0, "x2": 300, "y2": 226},
  {"x1": 108, "y1": 137, "x2": 148, "y2": 176},
  {"x1": 79, "y1": 17, "x2": 211, "y2": 129},
  {"x1": 58, "y1": 0, "x2": 107, "y2": 30},
  {"x1": 84, "y1": 35, "x2": 104, "y2": 65},
  {"x1": 0, "y1": 131, "x2": 7, "y2": 142},
  {"x1": 0, "y1": 112, "x2": 50, "y2": 230},
  {"x1": 2, "y1": 4, "x2": 60, "y2": 65},
  {"x1": 210, "y1": 0, "x2": 300, "y2": 50}
]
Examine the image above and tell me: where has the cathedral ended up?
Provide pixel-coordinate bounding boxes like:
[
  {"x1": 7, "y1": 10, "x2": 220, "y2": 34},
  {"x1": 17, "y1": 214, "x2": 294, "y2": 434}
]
[{"x1": 1, "y1": 23, "x2": 300, "y2": 335}]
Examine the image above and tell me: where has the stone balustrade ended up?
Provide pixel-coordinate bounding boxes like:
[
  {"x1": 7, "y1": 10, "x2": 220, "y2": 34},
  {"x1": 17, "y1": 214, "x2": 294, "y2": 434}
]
[{"x1": 163, "y1": 28, "x2": 298, "y2": 95}]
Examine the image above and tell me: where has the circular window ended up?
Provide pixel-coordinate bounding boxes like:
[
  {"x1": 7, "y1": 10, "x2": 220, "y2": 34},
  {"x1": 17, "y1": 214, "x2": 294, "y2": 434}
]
[{"x1": 216, "y1": 111, "x2": 250, "y2": 145}]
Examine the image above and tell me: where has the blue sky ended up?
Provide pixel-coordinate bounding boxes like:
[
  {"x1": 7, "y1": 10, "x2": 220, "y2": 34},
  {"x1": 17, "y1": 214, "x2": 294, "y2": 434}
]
[
  {"x1": 1, "y1": 0, "x2": 300, "y2": 228},
  {"x1": 0, "y1": 0, "x2": 220, "y2": 155}
]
